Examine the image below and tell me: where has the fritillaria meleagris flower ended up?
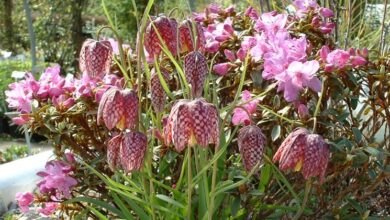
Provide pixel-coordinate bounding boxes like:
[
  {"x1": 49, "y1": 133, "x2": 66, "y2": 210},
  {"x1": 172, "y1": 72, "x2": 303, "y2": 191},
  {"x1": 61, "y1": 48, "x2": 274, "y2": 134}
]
[
  {"x1": 79, "y1": 39, "x2": 112, "y2": 79},
  {"x1": 184, "y1": 51, "x2": 208, "y2": 98},
  {"x1": 238, "y1": 125, "x2": 266, "y2": 171},
  {"x1": 145, "y1": 15, "x2": 178, "y2": 57},
  {"x1": 97, "y1": 88, "x2": 138, "y2": 130},
  {"x1": 151, "y1": 67, "x2": 170, "y2": 112},
  {"x1": 107, "y1": 132, "x2": 147, "y2": 172},
  {"x1": 179, "y1": 19, "x2": 206, "y2": 53},
  {"x1": 273, "y1": 128, "x2": 330, "y2": 183},
  {"x1": 164, "y1": 98, "x2": 219, "y2": 152}
]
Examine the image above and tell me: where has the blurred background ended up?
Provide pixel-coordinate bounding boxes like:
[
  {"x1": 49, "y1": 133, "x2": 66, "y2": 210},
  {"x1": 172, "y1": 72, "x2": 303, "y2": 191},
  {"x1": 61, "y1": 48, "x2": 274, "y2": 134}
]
[{"x1": 0, "y1": 0, "x2": 389, "y2": 162}]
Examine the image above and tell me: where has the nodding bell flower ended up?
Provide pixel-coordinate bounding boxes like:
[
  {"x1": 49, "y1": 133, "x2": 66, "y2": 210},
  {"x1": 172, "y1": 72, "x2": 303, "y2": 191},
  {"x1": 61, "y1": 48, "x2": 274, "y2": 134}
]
[
  {"x1": 184, "y1": 51, "x2": 208, "y2": 98},
  {"x1": 79, "y1": 39, "x2": 112, "y2": 79},
  {"x1": 151, "y1": 67, "x2": 170, "y2": 112},
  {"x1": 179, "y1": 19, "x2": 206, "y2": 53},
  {"x1": 273, "y1": 128, "x2": 330, "y2": 183},
  {"x1": 107, "y1": 131, "x2": 147, "y2": 172},
  {"x1": 164, "y1": 98, "x2": 219, "y2": 152},
  {"x1": 145, "y1": 15, "x2": 178, "y2": 57},
  {"x1": 238, "y1": 125, "x2": 266, "y2": 171},
  {"x1": 97, "y1": 88, "x2": 138, "y2": 130}
]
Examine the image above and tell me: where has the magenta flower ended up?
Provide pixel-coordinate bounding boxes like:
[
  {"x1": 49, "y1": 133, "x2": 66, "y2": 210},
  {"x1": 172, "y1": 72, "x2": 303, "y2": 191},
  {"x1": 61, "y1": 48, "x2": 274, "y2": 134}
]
[
  {"x1": 273, "y1": 128, "x2": 330, "y2": 183},
  {"x1": 164, "y1": 99, "x2": 219, "y2": 152},
  {"x1": 5, "y1": 82, "x2": 32, "y2": 113},
  {"x1": 297, "y1": 103, "x2": 309, "y2": 119},
  {"x1": 38, "y1": 202, "x2": 58, "y2": 216},
  {"x1": 52, "y1": 94, "x2": 75, "y2": 110},
  {"x1": 15, "y1": 192, "x2": 34, "y2": 213},
  {"x1": 244, "y1": 6, "x2": 259, "y2": 20},
  {"x1": 277, "y1": 60, "x2": 321, "y2": 102},
  {"x1": 37, "y1": 161, "x2": 77, "y2": 199},
  {"x1": 232, "y1": 90, "x2": 259, "y2": 126},
  {"x1": 320, "y1": 7, "x2": 334, "y2": 17},
  {"x1": 224, "y1": 49, "x2": 236, "y2": 62},
  {"x1": 326, "y1": 49, "x2": 350, "y2": 69},
  {"x1": 255, "y1": 12, "x2": 288, "y2": 35},
  {"x1": 213, "y1": 63, "x2": 230, "y2": 76}
]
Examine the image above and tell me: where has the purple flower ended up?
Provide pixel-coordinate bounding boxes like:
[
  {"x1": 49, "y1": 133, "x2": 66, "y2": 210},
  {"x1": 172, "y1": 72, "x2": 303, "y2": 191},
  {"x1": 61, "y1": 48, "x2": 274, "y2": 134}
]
[
  {"x1": 232, "y1": 90, "x2": 259, "y2": 125},
  {"x1": 15, "y1": 192, "x2": 34, "y2": 213},
  {"x1": 213, "y1": 63, "x2": 230, "y2": 76},
  {"x1": 52, "y1": 95, "x2": 75, "y2": 110},
  {"x1": 224, "y1": 49, "x2": 236, "y2": 62},
  {"x1": 244, "y1": 6, "x2": 259, "y2": 20},
  {"x1": 326, "y1": 49, "x2": 350, "y2": 69},
  {"x1": 297, "y1": 103, "x2": 309, "y2": 119},
  {"x1": 320, "y1": 7, "x2": 334, "y2": 17}
]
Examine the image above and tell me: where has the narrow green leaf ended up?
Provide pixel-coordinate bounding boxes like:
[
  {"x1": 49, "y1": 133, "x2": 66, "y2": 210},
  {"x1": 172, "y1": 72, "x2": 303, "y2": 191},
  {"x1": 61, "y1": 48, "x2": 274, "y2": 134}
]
[
  {"x1": 352, "y1": 127, "x2": 362, "y2": 143},
  {"x1": 156, "y1": 194, "x2": 185, "y2": 209},
  {"x1": 271, "y1": 125, "x2": 281, "y2": 141},
  {"x1": 88, "y1": 206, "x2": 109, "y2": 220}
]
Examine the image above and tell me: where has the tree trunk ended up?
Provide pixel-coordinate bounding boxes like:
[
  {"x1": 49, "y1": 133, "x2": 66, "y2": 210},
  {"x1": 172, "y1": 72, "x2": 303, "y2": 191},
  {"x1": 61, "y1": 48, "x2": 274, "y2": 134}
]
[
  {"x1": 71, "y1": 0, "x2": 85, "y2": 71},
  {"x1": 3, "y1": 0, "x2": 14, "y2": 52},
  {"x1": 23, "y1": 0, "x2": 37, "y2": 69}
]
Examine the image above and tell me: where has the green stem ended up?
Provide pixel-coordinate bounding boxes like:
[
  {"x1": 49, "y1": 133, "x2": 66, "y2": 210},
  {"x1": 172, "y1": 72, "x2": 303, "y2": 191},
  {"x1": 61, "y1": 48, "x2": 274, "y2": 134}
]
[
  {"x1": 187, "y1": 147, "x2": 192, "y2": 220},
  {"x1": 292, "y1": 179, "x2": 312, "y2": 220},
  {"x1": 208, "y1": 144, "x2": 219, "y2": 220},
  {"x1": 313, "y1": 77, "x2": 327, "y2": 133}
]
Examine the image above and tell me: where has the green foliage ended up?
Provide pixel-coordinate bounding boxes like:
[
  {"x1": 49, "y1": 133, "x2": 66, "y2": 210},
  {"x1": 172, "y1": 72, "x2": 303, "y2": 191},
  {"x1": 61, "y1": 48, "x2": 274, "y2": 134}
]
[{"x1": 0, "y1": 144, "x2": 29, "y2": 164}]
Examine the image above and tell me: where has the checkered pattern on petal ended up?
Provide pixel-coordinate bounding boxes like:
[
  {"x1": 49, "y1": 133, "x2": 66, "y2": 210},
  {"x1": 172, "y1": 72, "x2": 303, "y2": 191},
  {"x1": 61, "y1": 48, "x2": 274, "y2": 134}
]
[
  {"x1": 207, "y1": 103, "x2": 220, "y2": 147},
  {"x1": 121, "y1": 89, "x2": 139, "y2": 130},
  {"x1": 145, "y1": 16, "x2": 177, "y2": 58},
  {"x1": 179, "y1": 20, "x2": 206, "y2": 53},
  {"x1": 151, "y1": 67, "x2": 170, "y2": 112},
  {"x1": 273, "y1": 127, "x2": 308, "y2": 170},
  {"x1": 172, "y1": 100, "x2": 192, "y2": 152},
  {"x1": 188, "y1": 99, "x2": 209, "y2": 147},
  {"x1": 184, "y1": 51, "x2": 208, "y2": 98},
  {"x1": 238, "y1": 125, "x2": 265, "y2": 171},
  {"x1": 102, "y1": 88, "x2": 123, "y2": 130},
  {"x1": 107, "y1": 135, "x2": 122, "y2": 171},
  {"x1": 79, "y1": 39, "x2": 112, "y2": 79},
  {"x1": 97, "y1": 88, "x2": 116, "y2": 126},
  {"x1": 303, "y1": 134, "x2": 329, "y2": 183},
  {"x1": 120, "y1": 131, "x2": 147, "y2": 172}
]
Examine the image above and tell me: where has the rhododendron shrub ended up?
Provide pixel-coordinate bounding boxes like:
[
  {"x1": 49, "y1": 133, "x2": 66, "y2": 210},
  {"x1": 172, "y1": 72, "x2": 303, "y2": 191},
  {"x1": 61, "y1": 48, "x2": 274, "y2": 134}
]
[{"x1": 6, "y1": 1, "x2": 389, "y2": 219}]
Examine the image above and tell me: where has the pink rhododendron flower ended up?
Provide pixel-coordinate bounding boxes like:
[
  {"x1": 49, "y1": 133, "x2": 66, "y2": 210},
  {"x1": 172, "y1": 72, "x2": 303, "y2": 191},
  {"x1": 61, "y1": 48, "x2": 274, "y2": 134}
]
[
  {"x1": 213, "y1": 63, "x2": 230, "y2": 75},
  {"x1": 232, "y1": 90, "x2": 259, "y2": 125},
  {"x1": 52, "y1": 94, "x2": 75, "y2": 110},
  {"x1": 255, "y1": 12, "x2": 288, "y2": 35},
  {"x1": 38, "y1": 202, "x2": 58, "y2": 216},
  {"x1": 15, "y1": 192, "x2": 34, "y2": 213},
  {"x1": 224, "y1": 49, "x2": 236, "y2": 62},
  {"x1": 320, "y1": 7, "x2": 334, "y2": 17},
  {"x1": 297, "y1": 103, "x2": 309, "y2": 119},
  {"x1": 107, "y1": 38, "x2": 131, "y2": 55},
  {"x1": 277, "y1": 60, "x2": 321, "y2": 102},
  {"x1": 5, "y1": 82, "x2": 32, "y2": 113},
  {"x1": 37, "y1": 161, "x2": 77, "y2": 199},
  {"x1": 326, "y1": 49, "x2": 350, "y2": 69},
  {"x1": 244, "y1": 6, "x2": 259, "y2": 20},
  {"x1": 12, "y1": 114, "x2": 30, "y2": 125}
]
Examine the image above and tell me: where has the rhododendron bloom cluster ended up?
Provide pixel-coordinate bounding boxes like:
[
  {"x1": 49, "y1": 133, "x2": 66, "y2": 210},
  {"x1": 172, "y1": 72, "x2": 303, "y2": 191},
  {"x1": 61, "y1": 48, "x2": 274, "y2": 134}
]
[
  {"x1": 15, "y1": 192, "x2": 34, "y2": 213},
  {"x1": 232, "y1": 90, "x2": 259, "y2": 126}
]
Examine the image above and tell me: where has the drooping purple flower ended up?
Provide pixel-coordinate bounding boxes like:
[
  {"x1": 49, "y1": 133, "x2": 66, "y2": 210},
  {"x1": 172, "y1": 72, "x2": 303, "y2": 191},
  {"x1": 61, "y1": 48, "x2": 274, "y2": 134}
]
[
  {"x1": 79, "y1": 39, "x2": 113, "y2": 79},
  {"x1": 107, "y1": 132, "x2": 147, "y2": 172},
  {"x1": 184, "y1": 51, "x2": 208, "y2": 97},
  {"x1": 238, "y1": 125, "x2": 266, "y2": 171},
  {"x1": 273, "y1": 128, "x2": 330, "y2": 183},
  {"x1": 164, "y1": 99, "x2": 219, "y2": 152},
  {"x1": 144, "y1": 15, "x2": 178, "y2": 57},
  {"x1": 151, "y1": 67, "x2": 170, "y2": 112},
  {"x1": 179, "y1": 19, "x2": 206, "y2": 53},
  {"x1": 97, "y1": 88, "x2": 138, "y2": 130}
]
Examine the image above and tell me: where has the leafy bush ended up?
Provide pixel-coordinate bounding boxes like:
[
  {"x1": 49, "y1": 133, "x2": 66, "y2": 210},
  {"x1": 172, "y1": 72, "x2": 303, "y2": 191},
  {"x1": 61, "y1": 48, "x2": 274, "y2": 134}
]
[{"x1": 5, "y1": 0, "x2": 390, "y2": 219}]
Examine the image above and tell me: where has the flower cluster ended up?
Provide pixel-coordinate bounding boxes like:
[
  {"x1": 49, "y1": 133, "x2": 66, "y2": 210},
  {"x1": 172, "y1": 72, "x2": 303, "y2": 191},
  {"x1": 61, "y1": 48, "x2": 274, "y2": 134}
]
[{"x1": 15, "y1": 153, "x2": 77, "y2": 216}]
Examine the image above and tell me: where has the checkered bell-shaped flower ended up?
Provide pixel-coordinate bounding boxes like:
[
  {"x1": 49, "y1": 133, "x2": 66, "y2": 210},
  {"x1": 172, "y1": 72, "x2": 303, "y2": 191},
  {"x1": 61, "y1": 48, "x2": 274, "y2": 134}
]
[
  {"x1": 107, "y1": 135, "x2": 122, "y2": 170},
  {"x1": 164, "y1": 98, "x2": 219, "y2": 152},
  {"x1": 120, "y1": 131, "x2": 147, "y2": 172},
  {"x1": 238, "y1": 125, "x2": 266, "y2": 171},
  {"x1": 184, "y1": 51, "x2": 208, "y2": 98},
  {"x1": 179, "y1": 19, "x2": 206, "y2": 53},
  {"x1": 97, "y1": 88, "x2": 138, "y2": 130},
  {"x1": 151, "y1": 67, "x2": 170, "y2": 112},
  {"x1": 144, "y1": 15, "x2": 178, "y2": 57},
  {"x1": 79, "y1": 39, "x2": 112, "y2": 79},
  {"x1": 273, "y1": 128, "x2": 330, "y2": 183}
]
